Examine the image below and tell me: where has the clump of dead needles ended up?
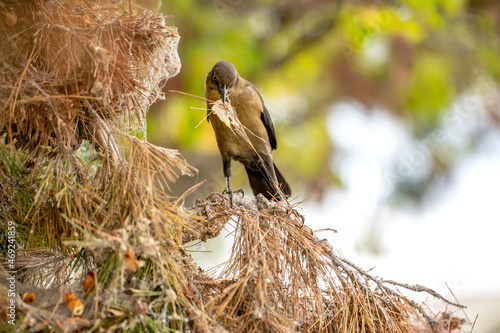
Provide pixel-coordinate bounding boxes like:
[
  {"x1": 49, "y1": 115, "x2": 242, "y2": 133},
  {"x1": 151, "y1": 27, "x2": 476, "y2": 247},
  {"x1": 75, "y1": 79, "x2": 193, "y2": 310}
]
[
  {"x1": 0, "y1": 0, "x2": 179, "y2": 157},
  {"x1": 0, "y1": 0, "x2": 209, "y2": 331},
  {"x1": 0, "y1": 1, "x2": 467, "y2": 332},
  {"x1": 190, "y1": 193, "x2": 466, "y2": 333}
]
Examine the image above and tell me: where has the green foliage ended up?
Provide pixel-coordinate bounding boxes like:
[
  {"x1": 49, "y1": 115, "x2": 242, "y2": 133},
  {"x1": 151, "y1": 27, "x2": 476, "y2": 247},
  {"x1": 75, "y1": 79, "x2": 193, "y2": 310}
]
[{"x1": 406, "y1": 54, "x2": 453, "y2": 129}]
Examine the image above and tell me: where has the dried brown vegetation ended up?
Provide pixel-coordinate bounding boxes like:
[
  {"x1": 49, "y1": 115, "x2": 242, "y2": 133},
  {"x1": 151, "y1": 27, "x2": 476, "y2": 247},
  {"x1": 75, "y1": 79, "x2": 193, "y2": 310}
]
[
  {"x1": 191, "y1": 193, "x2": 466, "y2": 333},
  {"x1": 0, "y1": 0, "x2": 467, "y2": 332}
]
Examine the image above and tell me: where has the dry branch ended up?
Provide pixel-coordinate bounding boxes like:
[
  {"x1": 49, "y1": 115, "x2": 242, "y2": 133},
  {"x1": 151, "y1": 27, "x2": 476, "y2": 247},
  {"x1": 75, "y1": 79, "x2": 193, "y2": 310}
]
[{"x1": 188, "y1": 193, "x2": 466, "y2": 333}]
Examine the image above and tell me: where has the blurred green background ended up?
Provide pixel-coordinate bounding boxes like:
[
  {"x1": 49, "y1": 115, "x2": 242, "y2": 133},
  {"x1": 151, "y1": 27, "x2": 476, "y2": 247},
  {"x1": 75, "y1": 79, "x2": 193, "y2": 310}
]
[
  {"x1": 142, "y1": 0, "x2": 500, "y2": 205},
  {"x1": 139, "y1": 1, "x2": 500, "y2": 331}
]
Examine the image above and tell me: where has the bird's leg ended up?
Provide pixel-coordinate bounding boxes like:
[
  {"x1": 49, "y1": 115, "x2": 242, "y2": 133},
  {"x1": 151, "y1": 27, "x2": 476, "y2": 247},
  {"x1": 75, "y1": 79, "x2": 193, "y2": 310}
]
[
  {"x1": 222, "y1": 175, "x2": 232, "y2": 195},
  {"x1": 221, "y1": 158, "x2": 243, "y2": 207},
  {"x1": 221, "y1": 159, "x2": 234, "y2": 206},
  {"x1": 222, "y1": 176, "x2": 244, "y2": 207}
]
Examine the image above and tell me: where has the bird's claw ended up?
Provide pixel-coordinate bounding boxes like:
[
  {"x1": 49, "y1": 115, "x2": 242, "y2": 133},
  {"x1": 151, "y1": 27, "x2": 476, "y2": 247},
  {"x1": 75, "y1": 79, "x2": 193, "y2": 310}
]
[{"x1": 222, "y1": 187, "x2": 244, "y2": 207}]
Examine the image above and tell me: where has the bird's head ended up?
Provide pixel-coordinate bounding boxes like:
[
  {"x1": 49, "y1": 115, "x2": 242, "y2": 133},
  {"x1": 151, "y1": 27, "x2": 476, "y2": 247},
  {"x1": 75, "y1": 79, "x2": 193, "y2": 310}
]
[{"x1": 209, "y1": 60, "x2": 238, "y2": 103}]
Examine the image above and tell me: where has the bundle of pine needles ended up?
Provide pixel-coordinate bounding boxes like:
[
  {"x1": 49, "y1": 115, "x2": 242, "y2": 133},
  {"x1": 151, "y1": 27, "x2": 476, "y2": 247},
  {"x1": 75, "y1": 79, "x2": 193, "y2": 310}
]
[
  {"x1": 188, "y1": 193, "x2": 467, "y2": 333},
  {"x1": 0, "y1": 0, "x2": 213, "y2": 331}
]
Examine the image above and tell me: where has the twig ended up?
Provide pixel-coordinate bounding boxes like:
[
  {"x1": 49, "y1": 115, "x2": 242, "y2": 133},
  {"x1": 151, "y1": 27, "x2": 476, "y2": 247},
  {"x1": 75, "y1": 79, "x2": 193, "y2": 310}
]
[
  {"x1": 382, "y1": 279, "x2": 465, "y2": 308},
  {"x1": 469, "y1": 314, "x2": 478, "y2": 332}
]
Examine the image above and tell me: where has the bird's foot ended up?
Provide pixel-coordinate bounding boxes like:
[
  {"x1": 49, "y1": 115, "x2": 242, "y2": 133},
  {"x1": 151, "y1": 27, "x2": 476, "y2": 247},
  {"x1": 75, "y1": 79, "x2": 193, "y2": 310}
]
[
  {"x1": 222, "y1": 187, "x2": 244, "y2": 207},
  {"x1": 234, "y1": 188, "x2": 244, "y2": 197}
]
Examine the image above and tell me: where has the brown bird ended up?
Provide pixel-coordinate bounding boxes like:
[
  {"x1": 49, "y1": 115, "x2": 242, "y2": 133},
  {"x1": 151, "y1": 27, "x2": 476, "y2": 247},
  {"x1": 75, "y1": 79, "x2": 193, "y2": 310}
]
[{"x1": 205, "y1": 60, "x2": 291, "y2": 201}]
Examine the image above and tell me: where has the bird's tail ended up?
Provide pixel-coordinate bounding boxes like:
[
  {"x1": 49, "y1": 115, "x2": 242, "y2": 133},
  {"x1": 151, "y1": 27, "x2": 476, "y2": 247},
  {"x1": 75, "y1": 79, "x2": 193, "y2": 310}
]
[{"x1": 245, "y1": 163, "x2": 291, "y2": 200}]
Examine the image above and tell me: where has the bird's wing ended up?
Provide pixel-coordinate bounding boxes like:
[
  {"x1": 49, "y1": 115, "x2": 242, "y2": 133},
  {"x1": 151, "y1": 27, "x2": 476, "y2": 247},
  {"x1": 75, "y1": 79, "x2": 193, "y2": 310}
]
[{"x1": 252, "y1": 86, "x2": 277, "y2": 150}]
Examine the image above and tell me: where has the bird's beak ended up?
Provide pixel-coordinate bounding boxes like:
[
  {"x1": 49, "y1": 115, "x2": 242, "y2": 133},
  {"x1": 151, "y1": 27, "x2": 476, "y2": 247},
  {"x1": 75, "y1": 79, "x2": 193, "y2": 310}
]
[{"x1": 218, "y1": 85, "x2": 228, "y2": 103}]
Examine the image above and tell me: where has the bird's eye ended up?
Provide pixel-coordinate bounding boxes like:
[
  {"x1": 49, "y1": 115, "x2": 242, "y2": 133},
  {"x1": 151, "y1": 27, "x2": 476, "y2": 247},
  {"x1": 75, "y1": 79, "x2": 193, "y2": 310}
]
[{"x1": 213, "y1": 76, "x2": 220, "y2": 87}]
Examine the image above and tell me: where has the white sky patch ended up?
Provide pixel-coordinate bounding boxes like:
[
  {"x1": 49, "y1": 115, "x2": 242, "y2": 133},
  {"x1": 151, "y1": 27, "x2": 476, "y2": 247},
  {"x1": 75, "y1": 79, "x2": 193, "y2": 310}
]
[{"x1": 310, "y1": 101, "x2": 500, "y2": 300}]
